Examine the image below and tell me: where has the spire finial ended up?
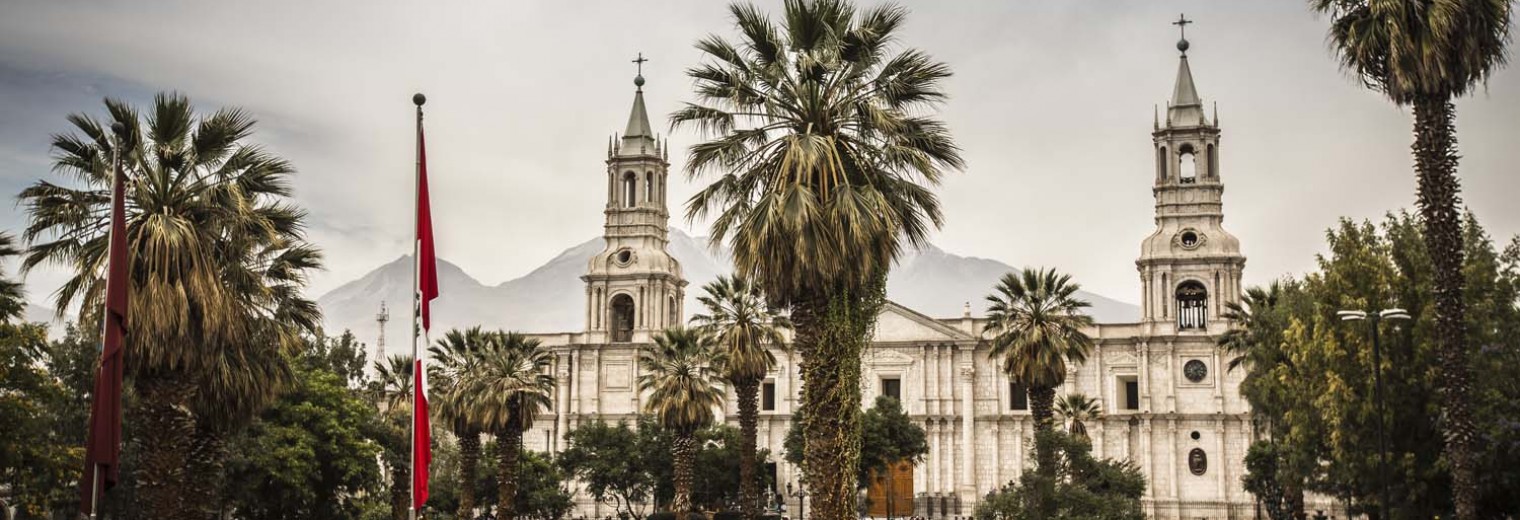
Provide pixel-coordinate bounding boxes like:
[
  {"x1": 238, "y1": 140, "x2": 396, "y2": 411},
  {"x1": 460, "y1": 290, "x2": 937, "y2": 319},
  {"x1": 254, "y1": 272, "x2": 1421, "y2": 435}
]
[
  {"x1": 1173, "y1": 14, "x2": 1192, "y2": 55},
  {"x1": 632, "y1": 52, "x2": 649, "y2": 90}
]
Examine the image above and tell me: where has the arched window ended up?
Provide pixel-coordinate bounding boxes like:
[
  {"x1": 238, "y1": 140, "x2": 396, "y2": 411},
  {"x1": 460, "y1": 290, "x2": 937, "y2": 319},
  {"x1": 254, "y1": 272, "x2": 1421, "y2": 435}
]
[
  {"x1": 1176, "y1": 281, "x2": 1208, "y2": 330},
  {"x1": 1178, "y1": 144, "x2": 1197, "y2": 184},
  {"x1": 645, "y1": 172, "x2": 653, "y2": 202},
  {"x1": 1207, "y1": 143, "x2": 1217, "y2": 178},
  {"x1": 622, "y1": 172, "x2": 637, "y2": 208},
  {"x1": 667, "y1": 295, "x2": 677, "y2": 326},
  {"x1": 610, "y1": 294, "x2": 635, "y2": 342},
  {"x1": 1157, "y1": 146, "x2": 1168, "y2": 180}
]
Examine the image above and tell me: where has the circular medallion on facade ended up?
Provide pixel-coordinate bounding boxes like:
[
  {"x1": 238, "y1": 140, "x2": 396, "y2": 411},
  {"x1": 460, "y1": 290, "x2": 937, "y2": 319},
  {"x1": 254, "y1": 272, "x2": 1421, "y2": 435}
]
[
  {"x1": 1173, "y1": 228, "x2": 1207, "y2": 250},
  {"x1": 1188, "y1": 448, "x2": 1208, "y2": 476},
  {"x1": 1184, "y1": 359, "x2": 1207, "y2": 383}
]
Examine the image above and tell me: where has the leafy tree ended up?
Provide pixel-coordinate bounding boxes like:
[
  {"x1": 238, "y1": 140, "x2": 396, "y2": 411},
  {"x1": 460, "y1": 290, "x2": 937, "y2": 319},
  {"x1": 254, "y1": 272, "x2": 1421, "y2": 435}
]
[
  {"x1": 972, "y1": 430, "x2": 1145, "y2": 520},
  {"x1": 639, "y1": 327, "x2": 725, "y2": 520},
  {"x1": 222, "y1": 361, "x2": 383, "y2": 519},
  {"x1": 558, "y1": 420, "x2": 655, "y2": 519},
  {"x1": 982, "y1": 268, "x2": 1094, "y2": 516},
  {"x1": 514, "y1": 450, "x2": 575, "y2": 520},
  {"x1": 370, "y1": 354, "x2": 416, "y2": 520},
  {"x1": 1307, "y1": 3, "x2": 1514, "y2": 517},
  {"x1": 429, "y1": 326, "x2": 495, "y2": 518},
  {"x1": 1054, "y1": 393, "x2": 1100, "y2": 441},
  {"x1": 303, "y1": 329, "x2": 371, "y2": 389},
  {"x1": 455, "y1": 331, "x2": 555, "y2": 520},
  {"x1": 783, "y1": 395, "x2": 927, "y2": 500},
  {"x1": 0, "y1": 233, "x2": 26, "y2": 322},
  {"x1": 0, "y1": 322, "x2": 81, "y2": 516},
  {"x1": 672, "y1": 2, "x2": 964, "y2": 518},
  {"x1": 691, "y1": 275, "x2": 789, "y2": 520},
  {"x1": 19, "y1": 93, "x2": 322, "y2": 519}
]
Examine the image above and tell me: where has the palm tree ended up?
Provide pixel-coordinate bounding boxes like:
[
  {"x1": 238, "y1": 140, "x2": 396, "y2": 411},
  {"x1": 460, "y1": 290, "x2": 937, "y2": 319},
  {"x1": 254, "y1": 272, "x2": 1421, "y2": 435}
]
[
  {"x1": 983, "y1": 269, "x2": 1095, "y2": 476},
  {"x1": 454, "y1": 331, "x2": 555, "y2": 520},
  {"x1": 372, "y1": 354, "x2": 416, "y2": 520},
  {"x1": 672, "y1": 3, "x2": 962, "y2": 517},
  {"x1": 1218, "y1": 282, "x2": 1306, "y2": 519},
  {"x1": 0, "y1": 233, "x2": 25, "y2": 323},
  {"x1": 19, "y1": 93, "x2": 321, "y2": 519},
  {"x1": 1054, "y1": 393, "x2": 1101, "y2": 441},
  {"x1": 1308, "y1": 3, "x2": 1512, "y2": 517},
  {"x1": 690, "y1": 275, "x2": 789, "y2": 520},
  {"x1": 430, "y1": 327, "x2": 494, "y2": 519},
  {"x1": 639, "y1": 327, "x2": 725, "y2": 520}
]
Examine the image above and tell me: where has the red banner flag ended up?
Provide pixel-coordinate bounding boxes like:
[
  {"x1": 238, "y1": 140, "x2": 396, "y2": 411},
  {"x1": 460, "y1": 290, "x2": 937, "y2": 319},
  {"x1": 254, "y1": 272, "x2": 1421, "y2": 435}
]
[
  {"x1": 417, "y1": 125, "x2": 438, "y2": 331},
  {"x1": 412, "y1": 359, "x2": 431, "y2": 509},
  {"x1": 80, "y1": 143, "x2": 130, "y2": 514},
  {"x1": 412, "y1": 95, "x2": 435, "y2": 512}
]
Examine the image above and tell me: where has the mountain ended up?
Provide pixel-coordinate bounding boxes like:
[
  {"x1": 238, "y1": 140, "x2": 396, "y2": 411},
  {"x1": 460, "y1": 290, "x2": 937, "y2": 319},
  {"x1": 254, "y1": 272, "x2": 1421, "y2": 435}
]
[{"x1": 315, "y1": 229, "x2": 1139, "y2": 345}]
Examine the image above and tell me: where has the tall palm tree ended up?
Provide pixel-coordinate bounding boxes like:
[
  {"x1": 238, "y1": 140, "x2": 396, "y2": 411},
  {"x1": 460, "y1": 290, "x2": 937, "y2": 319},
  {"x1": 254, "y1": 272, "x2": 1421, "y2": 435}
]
[
  {"x1": 691, "y1": 275, "x2": 789, "y2": 520},
  {"x1": 371, "y1": 354, "x2": 416, "y2": 520},
  {"x1": 1218, "y1": 283, "x2": 1289, "y2": 373},
  {"x1": 983, "y1": 269, "x2": 1095, "y2": 476},
  {"x1": 19, "y1": 93, "x2": 321, "y2": 520},
  {"x1": 639, "y1": 327, "x2": 725, "y2": 520},
  {"x1": 429, "y1": 326, "x2": 494, "y2": 519},
  {"x1": 1308, "y1": 2, "x2": 1512, "y2": 517},
  {"x1": 454, "y1": 331, "x2": 555, "y2": 520},
  {"x1": 1054, "y1": 393, "x2": 1101, "y2": 441},
  {"x1": 0, "y1": 233, "x2": 25, "y2": 323},
  {"x1": 672, "y1": 3, "x2": 962, "y2": 517}
]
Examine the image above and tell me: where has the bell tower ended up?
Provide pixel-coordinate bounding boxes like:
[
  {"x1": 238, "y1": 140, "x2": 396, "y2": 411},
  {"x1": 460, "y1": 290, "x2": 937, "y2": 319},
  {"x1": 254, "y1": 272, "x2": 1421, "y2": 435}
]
[
  {"x1": 582, "y1": 55, "x2": 686, "y2": 342},
  {"x1": 1137, "y1": 17, "x2": 1245, "y2": 332}
]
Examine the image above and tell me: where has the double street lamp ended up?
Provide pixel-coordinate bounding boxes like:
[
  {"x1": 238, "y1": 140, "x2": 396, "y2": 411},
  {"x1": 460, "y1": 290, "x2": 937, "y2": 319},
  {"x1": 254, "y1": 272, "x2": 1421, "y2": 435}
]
[
  {"x1": 787, "y1": 482, "x2": 808, "y2": 520},
  {"x1": 1336, "y1": 308, "x2": 1411, "y2": 520}
]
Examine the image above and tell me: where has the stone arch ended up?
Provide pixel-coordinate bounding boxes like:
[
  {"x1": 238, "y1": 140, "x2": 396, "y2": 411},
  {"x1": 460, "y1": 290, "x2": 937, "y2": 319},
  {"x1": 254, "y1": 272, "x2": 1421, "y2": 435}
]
[
  {"x1": 1178, "y1": 143, "x2": 1197, "y2": 184},
  {"x1": 1175, "y1": 280, "x2": 1208, "y2": 330},
  {"x1": 1206, "y1": 143, "x2": 1217, "y2": 178},
  {"x1": 1157, "y1": 145, "x2": 1168, "y2": 180},
  {"x1": 644, "y1": 171, "x2": 653, "y2": 202},
  {"x1": 622, "y1": 171, "x2": 637, "y2": 208},
  {"x1": 610, "y1": 293, "x2": 635, "y2": 342}
]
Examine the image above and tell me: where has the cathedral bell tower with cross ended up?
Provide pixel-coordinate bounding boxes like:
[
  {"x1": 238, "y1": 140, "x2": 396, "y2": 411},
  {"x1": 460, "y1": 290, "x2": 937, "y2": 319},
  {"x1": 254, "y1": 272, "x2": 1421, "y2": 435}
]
[
  {"x1": 582, "y1": 53, "x2": 687, "y2": 343},
  {"x1": 1137, "y1": 16, "x2": 1245, "y2": 333}
]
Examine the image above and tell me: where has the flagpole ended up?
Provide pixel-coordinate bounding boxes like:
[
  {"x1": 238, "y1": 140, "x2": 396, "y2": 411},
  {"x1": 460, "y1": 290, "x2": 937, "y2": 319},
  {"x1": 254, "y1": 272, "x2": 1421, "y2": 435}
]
[
  {"x1": 411, "y1": 92, "x2": 425, "y2": 520},
  {"x1": 91, "y1": 121, "x2": 127, "y2": 520}
]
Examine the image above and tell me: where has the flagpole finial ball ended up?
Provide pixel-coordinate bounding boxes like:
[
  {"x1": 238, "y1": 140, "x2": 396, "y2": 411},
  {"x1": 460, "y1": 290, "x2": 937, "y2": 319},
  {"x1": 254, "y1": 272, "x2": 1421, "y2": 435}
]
[{"x1": 413, "y1": 93, "x2": 426, "y2": 106}]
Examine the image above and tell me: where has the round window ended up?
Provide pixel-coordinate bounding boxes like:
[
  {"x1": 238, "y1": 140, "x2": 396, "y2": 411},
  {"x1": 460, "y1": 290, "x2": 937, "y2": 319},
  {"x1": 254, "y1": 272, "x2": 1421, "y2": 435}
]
[
  {"x1": 1184, "y1": 359, "x2": 1207, "y2": 383},
  {"x1": 615, "y1": 249, "x2": 633, "y2": 265},
  {"x1": 1181, "y1": 231, "x2": 1198, "y2": 247}
]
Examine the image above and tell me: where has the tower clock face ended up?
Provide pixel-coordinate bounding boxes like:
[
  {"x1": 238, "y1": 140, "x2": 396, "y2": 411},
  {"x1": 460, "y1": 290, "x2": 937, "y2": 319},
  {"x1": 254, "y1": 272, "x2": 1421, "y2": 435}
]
[{"x1": 1184, "y1": 359, "x2": 1208, "y2": 382}]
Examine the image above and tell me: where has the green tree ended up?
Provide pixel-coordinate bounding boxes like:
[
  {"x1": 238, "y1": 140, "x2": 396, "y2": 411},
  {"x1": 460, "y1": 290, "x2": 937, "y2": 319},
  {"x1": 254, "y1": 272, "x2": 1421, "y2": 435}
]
[
  {"x1": 370, "y1": 354, "x2": 416, "y2": 520},
  {"x1": 1307, "y1": 3, "x2": 1514, "y2": 517},
  {"x1": 672, "y1": 2, "x2": 963, "y2": 518},
  {"x1": 514, "y1": 451, "x2": 575, "y2": 520},
  {"x1": 1054, "y1": 394, "x2": 1100, "y2": 441},
  {"x1": 429, "y1": 326, "x2": 495, "y2": 519},
  {"x1": 972, "y1": 430, "x2": 1145, "y2": 520},
  {"x1": 858, "y1": 396, "x2": 927, "y2": 518},
  {"x1": 691, "y1": 275, "x2": 789, "y2": 520},
  {"x1": 222, "y1": 360, "x2": 383, "y2": 519},
  {"x1": 558, "y1": 420, "x2": 655, "y2": 518},
  {"x1": 639, "y1": 327, "x2": 725, "y2": 520},
  {"x1": 0, "y1": 233, "x2": 26, "y2": 322},
  {"x1": 982, "y1": 268, "x2": 1094, "y2": 516},
  {"x1": 19, "y1": 93, "x2": 322, "y2": 519},
  {"x1": 455, "y1": 331, "x2": 555, "y2": 520},
  {"x1": 0, "y1": 322, "x2": 81, "y2": 516}
]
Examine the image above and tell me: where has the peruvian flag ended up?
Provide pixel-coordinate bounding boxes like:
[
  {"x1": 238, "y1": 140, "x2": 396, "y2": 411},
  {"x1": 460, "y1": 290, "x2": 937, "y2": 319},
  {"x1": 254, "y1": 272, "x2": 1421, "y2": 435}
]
[
  {"x1": 80, "y1": 138, "x2": 130, "y2": 513},
  {"x1": 412, "y1": 101, "x2": 436, "y2": 510}
]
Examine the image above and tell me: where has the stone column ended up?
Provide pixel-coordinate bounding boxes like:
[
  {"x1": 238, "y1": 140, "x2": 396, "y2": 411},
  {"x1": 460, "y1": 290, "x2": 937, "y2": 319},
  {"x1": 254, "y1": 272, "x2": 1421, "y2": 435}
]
[
  {"x1": 1140, "y1": 420, "x2": 1153, "y2": 500},
  {"x1": 1138, "y1": 342, "x2": 1152, "y2": 412},
  {"x1": 926, "y1": 346, "x2": 940, "y2": 416},
  {"x1": 1215, "y1": 418, "x2": 1227, "y2": 503},
  {"x1": 943, "y1": 420, "x2": 955, "y2": 494},
  {"x1": 989, "y1": 420, "x2": 1001, "y2": 485},
  {"x1": 556, "y1": 352, "x2": 570, "y2": 452},
  {"x1": 1169, "y1": 419, "x2": 1179, "y2": 503},
  {"x1": 959, "y1": 358, "x2": 975, "y2": 500}
]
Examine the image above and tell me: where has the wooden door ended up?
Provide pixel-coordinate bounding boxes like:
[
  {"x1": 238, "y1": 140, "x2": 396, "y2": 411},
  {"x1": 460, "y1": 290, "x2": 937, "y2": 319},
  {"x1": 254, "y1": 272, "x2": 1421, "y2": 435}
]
[{"x1": 866, "y1": 461, "x2": 914, "y2": 517}]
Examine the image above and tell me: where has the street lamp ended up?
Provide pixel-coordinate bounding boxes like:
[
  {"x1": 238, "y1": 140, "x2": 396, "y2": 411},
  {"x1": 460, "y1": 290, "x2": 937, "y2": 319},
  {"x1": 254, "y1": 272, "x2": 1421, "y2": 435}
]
[
  {"x1": 788, "y1": 482, "x2": 808, "y2": 520},
  {"x1": 1336, "y1": 307, "x2": 1411, "y2": 519}
]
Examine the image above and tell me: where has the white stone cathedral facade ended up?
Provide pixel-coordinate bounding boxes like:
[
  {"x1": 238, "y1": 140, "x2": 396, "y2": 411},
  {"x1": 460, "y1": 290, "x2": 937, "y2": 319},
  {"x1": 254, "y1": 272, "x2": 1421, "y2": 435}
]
[{"x1": 519, "y1": 42, "x2": 1266, "y2": 520}]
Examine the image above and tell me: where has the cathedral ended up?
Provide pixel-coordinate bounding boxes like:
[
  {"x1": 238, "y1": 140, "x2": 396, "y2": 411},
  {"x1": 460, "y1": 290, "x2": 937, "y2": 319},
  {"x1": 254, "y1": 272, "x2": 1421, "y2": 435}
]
[{"x1": 517, "y1": 34, "x2": 1268, "y2": 520}]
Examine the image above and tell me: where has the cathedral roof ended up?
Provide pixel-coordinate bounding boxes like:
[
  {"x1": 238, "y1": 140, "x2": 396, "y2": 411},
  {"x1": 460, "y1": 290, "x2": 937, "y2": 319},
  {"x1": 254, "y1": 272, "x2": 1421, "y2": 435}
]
[
  {"x1": 618, "y1": 78, "x2": 659, "y2": 157},
  {"x1": 1166, "y1": 31, "x2": 1210, "y2": 128}
]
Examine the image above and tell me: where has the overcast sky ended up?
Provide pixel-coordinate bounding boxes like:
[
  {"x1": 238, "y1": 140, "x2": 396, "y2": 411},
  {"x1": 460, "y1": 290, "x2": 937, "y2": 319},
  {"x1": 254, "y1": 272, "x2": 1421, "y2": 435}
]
[{"x1": 2, "y1": 1, "x2": 1517, "y2": 313}]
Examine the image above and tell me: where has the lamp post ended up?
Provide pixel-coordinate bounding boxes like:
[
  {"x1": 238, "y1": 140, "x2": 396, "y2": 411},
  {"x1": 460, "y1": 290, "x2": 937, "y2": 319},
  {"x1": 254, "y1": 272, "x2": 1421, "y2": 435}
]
[
  {"x1": 788, "y1": 482, "x2": 808, "y2": 520},
  {"x1": 1336, "y1": 308, "x2": 1411, "y2": 520}
]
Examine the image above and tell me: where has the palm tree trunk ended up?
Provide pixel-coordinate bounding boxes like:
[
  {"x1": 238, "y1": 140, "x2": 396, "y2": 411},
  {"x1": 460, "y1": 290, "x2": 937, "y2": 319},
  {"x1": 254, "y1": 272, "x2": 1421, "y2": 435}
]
[
  {"x1": 187, "y1": 423, "x2": 229, "y2": 519},
  {"x1": 391, "y1": 461, "x2": 411, "y2": 520},
  {"x1": 673, "y1": 431, "x2": 697, "y2": 520},
  {"x1": 1028, "y1": 385, "x2": 1057, "y2": 473},
  {"x1": 134, "y1": 374, "x2": 199, "y2": 520},
  {"x1": 793, "y1": 289, "x2": 874, "y2": 520},
  {"x1": 736, "y1": 379, "x2": 761, "y2": 520},
  {"x1": 498, "y1": 426, "x2": 523, "y2": 520},
  {"x1": 459, "y1": 429, "x2": 481, "y2": 520},
  {"x1": 1412, "y1": 95, "x2": 1477, "y2": 520}
]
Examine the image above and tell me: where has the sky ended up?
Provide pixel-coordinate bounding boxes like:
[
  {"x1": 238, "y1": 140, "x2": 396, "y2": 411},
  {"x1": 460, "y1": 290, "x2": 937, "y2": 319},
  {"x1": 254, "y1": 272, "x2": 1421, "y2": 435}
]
[{"x1": 1, "y1": 1, "x2": 1517, "y2": 315}]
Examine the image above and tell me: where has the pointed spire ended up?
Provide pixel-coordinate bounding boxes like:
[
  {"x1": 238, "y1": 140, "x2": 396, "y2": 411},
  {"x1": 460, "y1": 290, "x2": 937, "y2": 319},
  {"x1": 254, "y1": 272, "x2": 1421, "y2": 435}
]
[
  {"x1": 617, "y1": 53, "x2": 658, "y2": 158},
  {"x1": 1165, "y1": 14, "x2": 1208, "y2": 127}
]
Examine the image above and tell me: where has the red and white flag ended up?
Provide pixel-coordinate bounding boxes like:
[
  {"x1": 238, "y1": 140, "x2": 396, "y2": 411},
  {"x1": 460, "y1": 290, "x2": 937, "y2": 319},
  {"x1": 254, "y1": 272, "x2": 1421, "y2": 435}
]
[
  {"x1": 412, "y1": 96, "x2": 437, "y2": 512},
  {"x1": 80, "y1": 136, "x2": 130, "y2": 514}
]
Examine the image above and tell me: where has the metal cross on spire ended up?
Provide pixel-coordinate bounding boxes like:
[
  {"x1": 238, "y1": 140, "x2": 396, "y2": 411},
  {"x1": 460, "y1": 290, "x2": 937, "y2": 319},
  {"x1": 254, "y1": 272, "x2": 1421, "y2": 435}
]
[
  {"x1": 1173, "y1": 14, "x2": 1192, "y2": 39},
  {"x1": 632, "y1": 52, "x2": 648, "y2": 76}
]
